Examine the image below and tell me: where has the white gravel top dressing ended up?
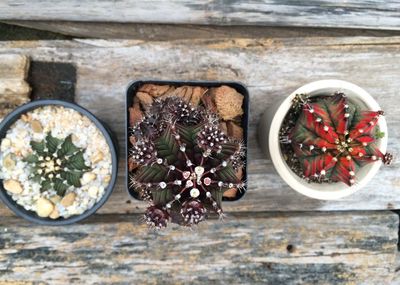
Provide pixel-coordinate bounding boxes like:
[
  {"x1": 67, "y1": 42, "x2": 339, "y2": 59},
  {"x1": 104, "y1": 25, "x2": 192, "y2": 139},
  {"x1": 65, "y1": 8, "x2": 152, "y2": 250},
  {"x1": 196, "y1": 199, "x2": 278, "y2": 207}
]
[{"x1": 0, "y1": 106, "x2": 112, "y2": 219}]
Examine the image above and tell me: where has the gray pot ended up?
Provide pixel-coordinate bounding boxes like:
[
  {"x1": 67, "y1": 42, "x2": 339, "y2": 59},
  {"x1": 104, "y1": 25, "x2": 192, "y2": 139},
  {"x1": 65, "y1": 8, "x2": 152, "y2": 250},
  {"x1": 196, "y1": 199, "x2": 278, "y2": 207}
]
[{"x1": 0, "y1": 100, "x2": 118, "y2": 225}]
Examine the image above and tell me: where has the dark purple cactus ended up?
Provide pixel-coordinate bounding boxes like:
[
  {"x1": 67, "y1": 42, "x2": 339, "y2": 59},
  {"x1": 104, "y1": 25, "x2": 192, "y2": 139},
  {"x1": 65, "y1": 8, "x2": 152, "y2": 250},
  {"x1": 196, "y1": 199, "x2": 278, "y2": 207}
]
[
  {"x1": 129, "y1": 97, "x2": 245, "y2": 228},
  {"x1": 144, "y1": 205, "x2": 170, "y2": 229}
]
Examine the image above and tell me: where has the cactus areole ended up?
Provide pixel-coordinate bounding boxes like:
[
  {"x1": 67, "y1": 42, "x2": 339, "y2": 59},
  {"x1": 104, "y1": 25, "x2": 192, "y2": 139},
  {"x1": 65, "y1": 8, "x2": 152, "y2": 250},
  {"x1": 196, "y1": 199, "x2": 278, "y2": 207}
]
[
  {"x1": 129, "y1": 97, "x2": 245, "y2": 228},
  {"x1": 280, "y1": 92, "x2": 392, "y2": 187}
]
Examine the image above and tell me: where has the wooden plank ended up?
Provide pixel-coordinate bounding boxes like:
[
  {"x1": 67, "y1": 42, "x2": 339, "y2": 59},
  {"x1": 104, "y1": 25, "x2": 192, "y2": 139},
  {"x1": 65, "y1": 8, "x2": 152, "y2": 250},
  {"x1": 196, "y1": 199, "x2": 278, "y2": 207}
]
[
  {"x1": 4, "y1": 21, "x2": 400, "y2": 41},
  {"x1": 0, "y1": 1, "x2": 400, "y2": 30},
  {"x1": 0, "y1": 211, "x2": 397, "y2": 284},
  {"x1": 391, "y1": 214, "x2": 400, "y2": 284},
  {"x1": 0, "y1": 79, "x2": 30, "y2": 105},
  {"x1": 391, "y1": 254, "x2": 400, "y2": 285},
  {"x1": 0, "y1": 54, "x2": 29, "y2": 79},
  {"x1": 0, "y1": 54, "x2": 31, "y2": 121},
  {"x1": 0, "y1": 54, "x2": 30, "y2": 106},
  {"x1": 0, "y1": 37, "x2": 400, "y2": 216}
]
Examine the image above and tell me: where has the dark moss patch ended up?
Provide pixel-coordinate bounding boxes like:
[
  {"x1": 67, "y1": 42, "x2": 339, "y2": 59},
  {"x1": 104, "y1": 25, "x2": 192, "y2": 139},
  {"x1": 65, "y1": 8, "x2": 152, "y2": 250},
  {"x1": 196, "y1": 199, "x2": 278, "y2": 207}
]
[{"x1": 28, "y1": 61, "x2": 76, "y2": 102}]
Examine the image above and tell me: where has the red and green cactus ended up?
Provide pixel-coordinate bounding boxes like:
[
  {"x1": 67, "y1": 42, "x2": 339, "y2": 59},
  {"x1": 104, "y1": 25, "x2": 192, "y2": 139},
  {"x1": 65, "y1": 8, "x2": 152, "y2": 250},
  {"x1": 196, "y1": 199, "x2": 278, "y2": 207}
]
[
  {"x1": 129, "y1": 97, "x2": 245, "y2": 229},
  {"x1": 289, "y1": 92, "x2": 392, "y2": 186}
]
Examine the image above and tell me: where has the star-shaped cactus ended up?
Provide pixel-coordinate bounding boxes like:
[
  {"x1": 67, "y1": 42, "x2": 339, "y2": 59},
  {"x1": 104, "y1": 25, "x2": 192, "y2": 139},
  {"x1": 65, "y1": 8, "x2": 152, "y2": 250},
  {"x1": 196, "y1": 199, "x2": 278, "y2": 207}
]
[
  {"x1": 129, "y1": 97, "x2": 245, "y2": 228},
  {"x1": 24, "y1": 133, "x2": 90, "y2": 196},
  {"x1": 289, "y1": 92, "x2": 392, "y2": 186}
]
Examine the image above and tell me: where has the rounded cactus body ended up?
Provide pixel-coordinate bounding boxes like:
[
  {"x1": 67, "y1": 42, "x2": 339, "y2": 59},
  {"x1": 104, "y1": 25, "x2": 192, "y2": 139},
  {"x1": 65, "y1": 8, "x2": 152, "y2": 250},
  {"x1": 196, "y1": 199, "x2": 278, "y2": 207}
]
[
  {"x1": 289, "y1": 92, "x2": 392, "y2": 186},
  {"x1": 25, "y1": 133, "x2": 90, "y2": 197},
  {"x1": 129, "y1": 97, "x2": 245, "y2": 228}
]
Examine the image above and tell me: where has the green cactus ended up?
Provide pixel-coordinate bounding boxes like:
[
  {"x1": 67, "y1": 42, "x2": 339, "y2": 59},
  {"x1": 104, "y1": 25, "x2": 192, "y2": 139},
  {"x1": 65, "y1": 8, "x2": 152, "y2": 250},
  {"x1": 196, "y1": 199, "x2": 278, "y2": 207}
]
[
  {"x1": 24, "y1": 133, "x2": 90, "y2": 196},
  {"x1": 129, "y1": 97, "x2": 245, "y2": 228}
]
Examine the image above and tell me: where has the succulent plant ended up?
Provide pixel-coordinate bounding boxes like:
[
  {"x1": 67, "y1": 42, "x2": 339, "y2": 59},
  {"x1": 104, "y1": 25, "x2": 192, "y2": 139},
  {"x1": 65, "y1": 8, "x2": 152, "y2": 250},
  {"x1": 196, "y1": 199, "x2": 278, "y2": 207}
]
[
  {"x1": 129, "y1": 97, "x2": 245, "y2": 229},
  {"x1": 24, "y1": 133, "x2": 90, "y2": 196},
  {"x1": 288, "y1": 92, "x2": 392, "y2": 186}
]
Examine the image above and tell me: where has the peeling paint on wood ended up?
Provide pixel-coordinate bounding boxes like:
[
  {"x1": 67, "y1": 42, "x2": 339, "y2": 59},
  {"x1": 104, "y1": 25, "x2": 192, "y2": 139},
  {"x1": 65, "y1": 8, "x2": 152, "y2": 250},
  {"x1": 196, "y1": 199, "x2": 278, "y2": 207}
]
[
  {"x1": 0, "y1": 1, "x2": 400, "y2": 30},
  {"x1": 0, "y1": 212, "x2": 398, "y2": 284}
]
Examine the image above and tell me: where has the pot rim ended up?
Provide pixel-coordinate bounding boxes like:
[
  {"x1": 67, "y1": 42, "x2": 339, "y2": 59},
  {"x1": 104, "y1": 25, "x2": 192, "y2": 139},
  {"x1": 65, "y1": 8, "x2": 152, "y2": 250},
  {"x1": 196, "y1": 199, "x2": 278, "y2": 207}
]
[
  {"x1": 0, "y1": 99, "x2": 118, "y2": 225},
  {"x1": 269, "y1": 79, "x2": 388, "y2": 200}
]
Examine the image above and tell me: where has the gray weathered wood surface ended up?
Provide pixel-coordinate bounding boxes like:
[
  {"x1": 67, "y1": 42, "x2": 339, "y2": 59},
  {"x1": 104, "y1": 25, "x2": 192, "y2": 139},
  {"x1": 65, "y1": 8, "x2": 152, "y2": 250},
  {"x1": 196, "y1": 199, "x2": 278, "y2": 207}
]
[
  {"x1": 0, "y1": 212, "x2": 398, "y2": 284},
  {"x1": 0, "y1": 19, "x2": 400, "y2": 283},
  {"x1": 0, "y1": 1, "x2": 400, "y2": 30},
  {"x1": 0, "y1": 37, "x2": 399, "y2": 217}
]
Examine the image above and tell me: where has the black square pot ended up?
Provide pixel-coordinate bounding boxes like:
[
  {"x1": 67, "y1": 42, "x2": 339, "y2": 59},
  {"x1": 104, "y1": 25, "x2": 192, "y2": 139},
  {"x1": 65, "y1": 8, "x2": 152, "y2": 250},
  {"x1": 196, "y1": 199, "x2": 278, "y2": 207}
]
[{"x1": 125, "y1": 80, "x2": 249, "y2": 202}]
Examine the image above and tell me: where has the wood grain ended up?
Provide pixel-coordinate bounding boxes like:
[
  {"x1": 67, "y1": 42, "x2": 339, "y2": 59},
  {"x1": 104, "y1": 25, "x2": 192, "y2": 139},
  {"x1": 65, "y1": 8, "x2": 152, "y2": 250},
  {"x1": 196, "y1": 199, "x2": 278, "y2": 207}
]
[
  {"x1": 0, "y1": 80, "x2": 31, "y2": 104},
  {"x1": 4, "y1": 21, "x2": 400, "y2": 41},
  {"x1": 0, "y1": 54, "x2": 30, "y2": 121},
  {"x1": 0, "y1": 211, "x2": 397, "y2": 284},
  {"x1": 0, "y1": 1, "x2": 400, "y2": 30},
  {"x1": 0, "y1": 37, "x2": 399, "y2": 216},
  {"x1": 0, "y1": 54, "x2": 29, "y2": 79}
]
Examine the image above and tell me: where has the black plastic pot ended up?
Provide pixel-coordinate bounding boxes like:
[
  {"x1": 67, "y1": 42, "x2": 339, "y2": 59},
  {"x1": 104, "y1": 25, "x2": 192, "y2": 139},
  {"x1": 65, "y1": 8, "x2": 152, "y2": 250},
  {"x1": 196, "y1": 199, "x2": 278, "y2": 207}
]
[
  {"x1": 0, "y1": 100, "x2": 118, "y2": 225},
  {"x1": 125, "y1": 80, "x2": 249, "y2": 201}
]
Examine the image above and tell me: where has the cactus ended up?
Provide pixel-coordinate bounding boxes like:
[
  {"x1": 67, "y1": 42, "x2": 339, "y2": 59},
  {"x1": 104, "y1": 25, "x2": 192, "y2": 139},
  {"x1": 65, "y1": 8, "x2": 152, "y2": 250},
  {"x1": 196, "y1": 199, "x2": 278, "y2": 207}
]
[
  {"x1": 24, "y1": 133, "x2": 90, "y2": 196},
  {"x1": 288, "y1": 92, "x2": 392, "y2": 186},
  {"x1": 129, "y1": 97, "x2": 245, "y2": 229}
]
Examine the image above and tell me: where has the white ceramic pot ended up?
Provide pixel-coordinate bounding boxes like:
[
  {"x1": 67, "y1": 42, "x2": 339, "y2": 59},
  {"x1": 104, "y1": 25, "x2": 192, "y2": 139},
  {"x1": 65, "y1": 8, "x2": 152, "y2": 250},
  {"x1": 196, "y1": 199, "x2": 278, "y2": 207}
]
[{"x1": 258, "y1": 80, "x2": 388, "y2": 200}]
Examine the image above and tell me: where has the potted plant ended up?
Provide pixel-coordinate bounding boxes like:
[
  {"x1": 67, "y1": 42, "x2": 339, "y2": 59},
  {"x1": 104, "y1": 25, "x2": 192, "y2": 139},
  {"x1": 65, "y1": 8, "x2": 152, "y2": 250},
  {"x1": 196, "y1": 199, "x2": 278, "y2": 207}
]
[
  {"x1": 126, "y1": 81, "x2": 249, "y2": 228},
  {"x1": 258, "y1": 80, "x2": 392, "y2": 200},
  {"x1": 0, "y1": 100, "x2": 118, "y2": 225}
]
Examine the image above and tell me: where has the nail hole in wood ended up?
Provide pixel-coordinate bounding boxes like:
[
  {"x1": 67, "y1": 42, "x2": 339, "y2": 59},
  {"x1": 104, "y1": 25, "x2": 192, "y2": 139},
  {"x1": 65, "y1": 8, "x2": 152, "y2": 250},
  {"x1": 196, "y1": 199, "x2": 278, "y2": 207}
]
[{"x1": 286, "y1": 244, "x2": 295, "y2": 253}]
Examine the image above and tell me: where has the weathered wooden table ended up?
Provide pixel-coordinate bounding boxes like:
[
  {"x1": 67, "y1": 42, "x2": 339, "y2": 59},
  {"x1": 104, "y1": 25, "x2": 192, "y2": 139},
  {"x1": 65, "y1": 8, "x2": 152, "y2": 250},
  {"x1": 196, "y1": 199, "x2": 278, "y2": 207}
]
[{"x1": 0, "y1": 2, "x2": 400, "y2": 284}]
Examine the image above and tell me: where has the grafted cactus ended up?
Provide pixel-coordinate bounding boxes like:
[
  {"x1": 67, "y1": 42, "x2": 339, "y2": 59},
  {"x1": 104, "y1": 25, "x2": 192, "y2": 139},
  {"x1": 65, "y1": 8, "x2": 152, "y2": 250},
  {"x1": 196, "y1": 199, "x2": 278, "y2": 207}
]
[
  {"x1": 289, "y1": 92, "x2": 392, "y2": 186},
  {"x1": 129, "y1": 97, "x2": 245, "y2": 228}
]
